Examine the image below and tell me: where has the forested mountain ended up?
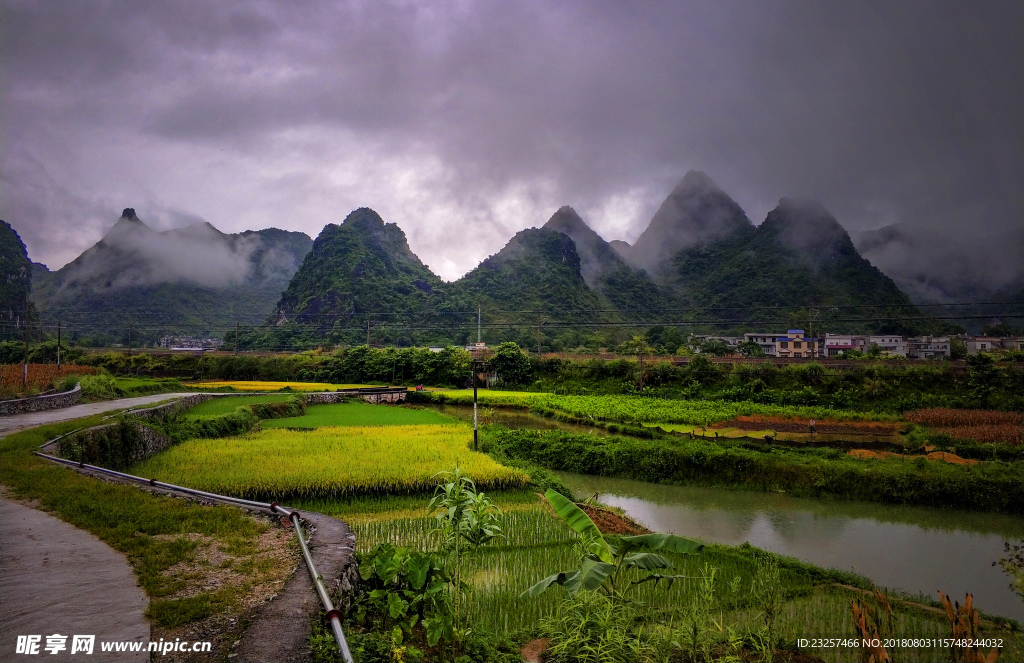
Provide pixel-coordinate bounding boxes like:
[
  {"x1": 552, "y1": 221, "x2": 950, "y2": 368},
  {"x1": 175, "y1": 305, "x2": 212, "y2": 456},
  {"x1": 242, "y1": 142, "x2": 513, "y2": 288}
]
[
  {"x1": 32, "y1": 209, "x2": 312, "y2": 344},
  {"x1": 668, "y1": 198, "x2": 921, "y2": 332},
  {"x1": 542, "y1": 206, "x2": 670, "y2": 316},
  {"x1": 262, "y1": 207, "x2": 448, "y2": 347},
  {"x1": 616, "y1": 171, "x2": 754, "y2": 274},
  {"x1": 258, "y1": 186, "x2": 928, "y2": 347},
  {"x1": 1, "y1": 220, "x2": 34, "y2": 339}
]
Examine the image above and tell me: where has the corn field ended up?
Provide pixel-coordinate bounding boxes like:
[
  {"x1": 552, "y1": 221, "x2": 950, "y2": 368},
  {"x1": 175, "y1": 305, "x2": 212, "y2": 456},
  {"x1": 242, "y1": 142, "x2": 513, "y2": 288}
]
[
  {"x1": 907, "y1": 408, "x2": 1024, "y2": 445},
  {"x1": 0, "y1": 363, "x2": 97, "y2": 399}
]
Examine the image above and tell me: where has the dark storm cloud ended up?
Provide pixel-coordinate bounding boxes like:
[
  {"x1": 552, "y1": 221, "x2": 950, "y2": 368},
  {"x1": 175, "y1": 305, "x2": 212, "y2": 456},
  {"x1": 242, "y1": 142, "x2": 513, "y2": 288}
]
[{"x1": 2, "y1": 0, "x2": 1021, "y2": 290}]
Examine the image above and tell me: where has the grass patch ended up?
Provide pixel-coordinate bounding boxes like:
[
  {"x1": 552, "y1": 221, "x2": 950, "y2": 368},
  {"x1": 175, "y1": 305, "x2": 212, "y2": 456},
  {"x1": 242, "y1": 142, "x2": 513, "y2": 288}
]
[
  {"x1": 262, "y1": 401, "x2": 457, "y2": 428},
  {"x1": 132, "y1": 424, "x2": 529, "y2": 500}
]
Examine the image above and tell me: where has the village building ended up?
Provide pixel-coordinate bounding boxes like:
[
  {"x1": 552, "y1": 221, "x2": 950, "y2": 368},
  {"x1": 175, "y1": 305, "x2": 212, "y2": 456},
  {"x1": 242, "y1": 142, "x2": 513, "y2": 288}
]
[
  {"x1": 966, "y1": 337, "x2": 1000, "y2": 354},
  {"x1": 867, "y1": 335, "x2": 907, "y2": 357},
  {"x1": 823, "y1": 333, "x2": 866, "y2": 357},
  {"x1": 775, "y1": 329, "x2": 821, "y2": 358},
  {"x1": 743, "y1": 333, "x2": 780, "y2": 356},
  {"x1": 906, "y1": 336, "x2": 950, "y2": 359}
]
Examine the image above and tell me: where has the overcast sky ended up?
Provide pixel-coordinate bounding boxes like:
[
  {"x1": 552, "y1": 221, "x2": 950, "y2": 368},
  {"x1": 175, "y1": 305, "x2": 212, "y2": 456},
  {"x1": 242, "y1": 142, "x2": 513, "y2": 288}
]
[{"x1": 2, "y1": 0, "x2": 1021, "y2": 283}]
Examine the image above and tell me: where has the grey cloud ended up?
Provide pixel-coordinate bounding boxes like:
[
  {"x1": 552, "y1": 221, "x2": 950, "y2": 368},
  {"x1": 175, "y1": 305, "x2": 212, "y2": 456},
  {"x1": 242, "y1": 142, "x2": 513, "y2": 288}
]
[{"x1": 2, "y1": 0, "x2": 1021, "y2": 291}]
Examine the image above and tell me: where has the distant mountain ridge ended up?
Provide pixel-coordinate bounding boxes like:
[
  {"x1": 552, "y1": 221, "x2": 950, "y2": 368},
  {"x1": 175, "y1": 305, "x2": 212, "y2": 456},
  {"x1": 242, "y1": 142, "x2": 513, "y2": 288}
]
[
  {"x1": 32, "y1": 208, "x2": 312, "y2": 343},
  {"x1": 263, "y1": 173, "x2": 924, "y2": 346},
  {"x1": 12, "y1": 170, "x2": 947, "y2": 346}
]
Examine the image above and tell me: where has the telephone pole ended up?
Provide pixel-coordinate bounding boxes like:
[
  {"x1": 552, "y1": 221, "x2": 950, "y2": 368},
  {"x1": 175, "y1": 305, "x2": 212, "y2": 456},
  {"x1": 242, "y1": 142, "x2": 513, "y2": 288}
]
[
  {"x1": 22, "y1": 291, "x2": 30, "y2": 389},
  {"x1": 127, "y1": 323, "x2": 133, "y2": 356},
  {"x1": 472, "y1": 359, "x2": 481, "y2": 451},
  {"x1": 57, "y1": 321, "x2": 62, "y2": 368},
  {"x1": 235, "y1": 321, "x2": 240, "y2": 355},
  {"x1": 477, "y1": 304, "x2": 481, "y2": 344}
]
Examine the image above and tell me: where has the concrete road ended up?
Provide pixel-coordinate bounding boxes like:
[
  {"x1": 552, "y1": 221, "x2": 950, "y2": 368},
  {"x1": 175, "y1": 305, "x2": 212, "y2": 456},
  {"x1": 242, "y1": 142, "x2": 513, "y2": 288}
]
[
  {"x1": 0, "y1": 497, "x2": 150, "y2": 661},
  {"x1": 0, "y1": 393, "x2": 201, "y2": 438}
]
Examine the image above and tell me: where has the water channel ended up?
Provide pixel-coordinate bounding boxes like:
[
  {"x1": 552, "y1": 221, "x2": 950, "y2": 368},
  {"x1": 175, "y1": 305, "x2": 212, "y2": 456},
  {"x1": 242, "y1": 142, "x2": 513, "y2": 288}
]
[{"x1": 557, "y1": 471, "x2": 1024, "y2": 623}]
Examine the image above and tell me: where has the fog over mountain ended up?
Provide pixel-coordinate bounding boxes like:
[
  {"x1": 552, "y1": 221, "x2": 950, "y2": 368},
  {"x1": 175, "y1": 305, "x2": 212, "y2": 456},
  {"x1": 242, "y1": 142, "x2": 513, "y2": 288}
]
[
  {"x1": 2, "y1": 1, "x2": 1021, "y2": 301},
  {"x1": 855, "y1": 224, "x2": 1024, "y2": 304}
]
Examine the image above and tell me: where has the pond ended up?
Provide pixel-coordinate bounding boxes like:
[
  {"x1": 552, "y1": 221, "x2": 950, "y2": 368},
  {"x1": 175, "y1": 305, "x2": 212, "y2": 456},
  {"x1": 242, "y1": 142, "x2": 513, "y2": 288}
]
[{"x1": 556, "y1": 471, "x2": 1024, "y2": 623}]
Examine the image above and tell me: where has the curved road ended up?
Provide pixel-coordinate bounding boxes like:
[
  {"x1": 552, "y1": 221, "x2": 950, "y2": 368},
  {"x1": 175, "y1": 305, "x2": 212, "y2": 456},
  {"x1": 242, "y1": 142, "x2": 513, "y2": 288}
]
[
  {"x1": 0, "y1": 393, "x2": 202, "y2": 438},
  {"x1": 2, "y1": 393, "x2": 199, "y2": 660}
]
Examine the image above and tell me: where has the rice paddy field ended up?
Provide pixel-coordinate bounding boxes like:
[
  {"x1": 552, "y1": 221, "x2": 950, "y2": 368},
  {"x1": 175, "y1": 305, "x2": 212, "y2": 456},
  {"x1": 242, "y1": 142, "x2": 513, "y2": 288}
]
[
  {"x1": 262, "y1": 401, "x2": 453, "y2": 428},
  {"x1": 137, "y1": 397, "x2": 1020, "y2": 661},
  {"x1": 324, "y1": 499, "x2": 1021, "y2": 663},
  {"x1": 131, "y1": 424, "x2": 528, "y2": 499},
  {"x1": 184, "y1": 380, "x2": 380, "y2": 391}
]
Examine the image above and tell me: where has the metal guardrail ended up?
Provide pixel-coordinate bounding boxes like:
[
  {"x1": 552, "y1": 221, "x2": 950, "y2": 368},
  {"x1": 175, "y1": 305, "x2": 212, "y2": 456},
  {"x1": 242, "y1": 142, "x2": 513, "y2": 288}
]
[{"x1": 33, "y1": 434, "x2": 354, "y2": 663}]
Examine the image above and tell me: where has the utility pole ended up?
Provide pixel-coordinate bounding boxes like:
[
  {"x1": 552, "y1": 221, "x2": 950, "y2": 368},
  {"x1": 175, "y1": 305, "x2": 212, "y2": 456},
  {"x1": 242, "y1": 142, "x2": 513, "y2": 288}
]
[
  {"x1": 22, "y1": 290, "x2": 30, "y2": 389},
  {"x1": 57, "y1": 321, "x2": 61, "y2": 368},
  {"x1": 127, "y1": 323, "x2": 133, "y2": 356},
  {"x1": 536, "y1": 318, "x2": 542, "y2": 355},
  {"x1": 472, "y1": 359, "x2": 480, "y2": 451},
  {"x1": 366, "y1": 320, "x2": 370, "y2": 346},
  {"x1": 477, "y1": 304, "x2": 481, "y2": 344},
  {"x1": 235, "y1": 321, "x2": 240, "y2": 355}
]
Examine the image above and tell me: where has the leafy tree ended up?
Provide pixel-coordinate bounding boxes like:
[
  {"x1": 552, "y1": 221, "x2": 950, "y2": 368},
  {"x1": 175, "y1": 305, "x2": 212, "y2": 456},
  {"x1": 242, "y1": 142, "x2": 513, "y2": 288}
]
[
  {"x1": 949, "y1": 337, "x2": 968, "y2": 360},
  {"x1": 966, "y1": 352, "x2": 1002, "y2": 408},
  {"x1": 737, "y1": 340, "x2": 765, "y2": 358},
  {"x1": 617, "y1": 336, "x2": 654, "y2": 390},
  {"x1": 487, "y1": 342, "x2": 533, "y2": 386},
  {"x1": 687, "y1": 354, "x2": 721, "y2": 386},
  {"x1": 700, "y1": 339, "x2": 730, "y2": 356},
  {"x1": 983, "y1": 322, "x2": 1017, "y2": 338}
]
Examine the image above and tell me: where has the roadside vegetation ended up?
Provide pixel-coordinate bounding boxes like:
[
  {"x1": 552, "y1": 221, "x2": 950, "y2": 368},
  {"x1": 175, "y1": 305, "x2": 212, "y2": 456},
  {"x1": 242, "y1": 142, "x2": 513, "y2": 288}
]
[{"x1": 0, "y1": 417, "x2": 298, "y2": 658}]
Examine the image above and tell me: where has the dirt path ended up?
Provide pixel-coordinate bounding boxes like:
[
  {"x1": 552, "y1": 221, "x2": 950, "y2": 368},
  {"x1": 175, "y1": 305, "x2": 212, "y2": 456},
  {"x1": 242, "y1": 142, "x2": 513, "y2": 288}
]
[
  {"x1": 0, "y1": 393, "x2": 202, "y2": 437},
  {"x1": 0, "y1": 497, "x2": 150, "y2": 661}
]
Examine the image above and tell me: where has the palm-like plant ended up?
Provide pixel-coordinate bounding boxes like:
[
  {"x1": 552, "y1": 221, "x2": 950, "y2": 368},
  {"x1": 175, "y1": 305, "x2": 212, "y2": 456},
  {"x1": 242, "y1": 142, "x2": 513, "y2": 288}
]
[{"x1": 525, "y1": 489, "x2": 703, "y2": 604}]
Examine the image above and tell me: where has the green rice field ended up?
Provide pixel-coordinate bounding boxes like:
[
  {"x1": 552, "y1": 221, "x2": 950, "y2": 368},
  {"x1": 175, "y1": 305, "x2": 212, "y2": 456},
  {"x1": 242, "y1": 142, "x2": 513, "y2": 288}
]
[
  {"x1": 131, "y1": 424, "x2": 528, "y2": 499},
  {"x1": 184, "y1": 394, "x2": 294, "y2": 419},
  {"x1": 262, "y1": 401, "x2": 455, "y2": 428},
  {"x1": 333, "y1": 500, "x2": 1011, "y2": 662}
]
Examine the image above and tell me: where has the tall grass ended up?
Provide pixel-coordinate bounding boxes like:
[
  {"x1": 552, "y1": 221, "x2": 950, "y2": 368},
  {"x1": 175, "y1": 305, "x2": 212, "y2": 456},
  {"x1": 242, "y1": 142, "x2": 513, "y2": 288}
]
[{"x1": 132, "y1": 424, "x2": 528, "y2": 500}]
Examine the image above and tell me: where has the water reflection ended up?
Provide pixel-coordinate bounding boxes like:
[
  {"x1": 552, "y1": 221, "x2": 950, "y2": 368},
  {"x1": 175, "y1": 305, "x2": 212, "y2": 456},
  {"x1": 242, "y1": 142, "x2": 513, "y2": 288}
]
[{"x1": 558, "y1": 472, "x2": 1024, "y2": 623}]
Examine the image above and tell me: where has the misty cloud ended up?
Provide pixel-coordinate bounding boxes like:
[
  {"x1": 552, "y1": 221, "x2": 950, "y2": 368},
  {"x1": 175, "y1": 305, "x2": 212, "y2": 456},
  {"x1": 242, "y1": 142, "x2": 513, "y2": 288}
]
[
  {"x1": 59, "y1": 213, "x2": 268, "y2": 290},
  {"x1": 1, "y1": 0, "x2": 1020, "y2": 292}
]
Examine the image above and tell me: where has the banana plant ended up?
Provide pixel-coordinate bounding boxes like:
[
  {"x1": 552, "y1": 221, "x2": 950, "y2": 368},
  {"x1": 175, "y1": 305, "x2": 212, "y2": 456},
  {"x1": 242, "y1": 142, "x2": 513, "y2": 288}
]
[{"x1": 524, "y1": 489, "x2": 704, "y2": 604}]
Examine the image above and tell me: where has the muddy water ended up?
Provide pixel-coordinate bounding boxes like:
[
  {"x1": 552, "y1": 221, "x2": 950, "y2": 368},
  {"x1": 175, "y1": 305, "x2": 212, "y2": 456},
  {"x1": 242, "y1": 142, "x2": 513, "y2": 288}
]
[{"x1": 557, "y1": 472, "x2": 1024, "y2": 623}]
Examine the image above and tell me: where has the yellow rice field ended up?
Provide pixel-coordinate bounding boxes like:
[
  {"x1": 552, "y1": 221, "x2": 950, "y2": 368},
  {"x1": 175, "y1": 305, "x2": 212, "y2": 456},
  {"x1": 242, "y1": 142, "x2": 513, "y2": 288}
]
[
  {"x1": 132, "y1": 424, "x2": 528, "y2": 499},
  {"x1": 183, "y1": 380, "x2": 383, "y2": 392}
]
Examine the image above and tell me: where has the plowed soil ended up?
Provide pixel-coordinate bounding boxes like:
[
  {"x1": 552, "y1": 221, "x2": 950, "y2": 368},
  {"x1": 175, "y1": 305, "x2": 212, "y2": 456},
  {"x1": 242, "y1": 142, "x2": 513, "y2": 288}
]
[
  {"x1": 847, "y1": 449, "x2": 978, "y2": 465},
  {"x1": 577, "y1": 504, "x2": 650, "y2": 535}
]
